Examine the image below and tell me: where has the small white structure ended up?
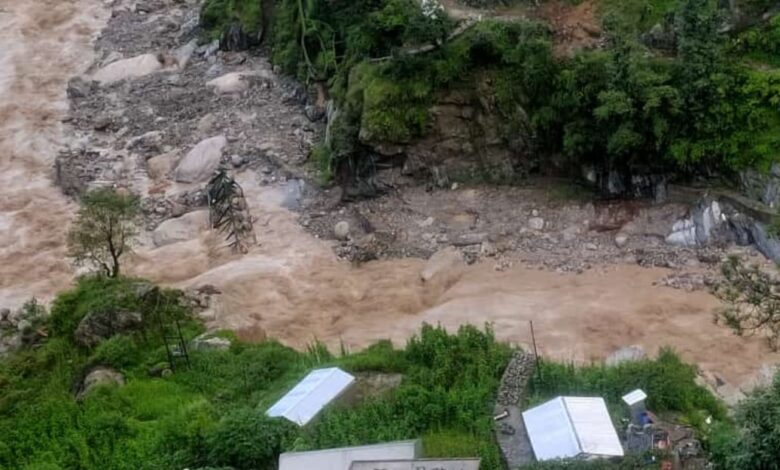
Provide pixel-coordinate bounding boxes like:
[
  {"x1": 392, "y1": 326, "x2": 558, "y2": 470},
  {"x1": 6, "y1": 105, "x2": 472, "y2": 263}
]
[
  {"x1": 266, "y1": 367, "x2": 355, "y2": 426},
  {"x1": 622, "y1": 389, "x2": 648, "y2": 424},
  {"x1": 621, "y1": 389, "x2": 647, "y2": 406},
  {"x1": 522, "y1": 396, "x2": 624, "y2": 461},
  {"x1": 279, "y1": 440, "x2": 420, "y2": 470}
]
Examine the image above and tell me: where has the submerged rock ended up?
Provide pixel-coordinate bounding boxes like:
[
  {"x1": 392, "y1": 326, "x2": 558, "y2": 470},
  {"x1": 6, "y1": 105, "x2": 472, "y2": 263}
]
[
  {"x1": 152, "y1": 210, "x2": 209, "y2": 247},
  {"x1": 420, "y1": 247, "x2": 463, "y2": 283}
]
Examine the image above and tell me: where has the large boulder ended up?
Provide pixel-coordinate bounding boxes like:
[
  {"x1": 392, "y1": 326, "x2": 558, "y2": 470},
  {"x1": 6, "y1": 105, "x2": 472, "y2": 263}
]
[
  {"x1": 152, "y1": 210, "x2": 209, "y2": 247},
  {"x1": 77, "y1": 367, "x2": 125, "y2": 399},
  {"x1": 173, "y1": 136, "x2": 227, "y2": 183},
  {"x1": 93, "y1": 53, "x2": 164, "y2": 84},
  {"x1": 666, "y1": 199, "x2": 725, "y2": 247},
  {"x1": 74, "y1": 309, "x2": 143, "y2": 348},
  {"x1": 206, "y1": 72, "x2": 250, "y2": 94}
]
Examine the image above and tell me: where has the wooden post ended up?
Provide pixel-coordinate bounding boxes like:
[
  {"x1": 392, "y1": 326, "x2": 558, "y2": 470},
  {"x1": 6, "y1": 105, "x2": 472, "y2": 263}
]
[{"x1": 530, "y1": 320, "x2": 542, "y2": 383}]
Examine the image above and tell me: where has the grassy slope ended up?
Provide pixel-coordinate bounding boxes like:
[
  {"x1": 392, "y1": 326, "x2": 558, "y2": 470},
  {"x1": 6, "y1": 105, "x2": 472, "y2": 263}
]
[{"x1": 0, "y1": 277, "x2": 732, "y2": 470}]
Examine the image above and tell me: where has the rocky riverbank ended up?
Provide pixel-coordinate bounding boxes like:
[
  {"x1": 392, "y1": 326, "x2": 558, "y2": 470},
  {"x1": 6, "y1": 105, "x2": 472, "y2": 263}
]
[{"x1": 1, "y1": 0, "x2": 777, "y2": 400}]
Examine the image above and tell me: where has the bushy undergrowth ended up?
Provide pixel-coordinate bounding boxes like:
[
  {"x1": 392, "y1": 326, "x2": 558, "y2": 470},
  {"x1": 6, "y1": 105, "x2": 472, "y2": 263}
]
[
  {"x1": 709, "y1": 373, "x2": 780, "y2": 469},
  {"x1": 530, "y1": 348, "x2": 727, "y2": 422},
  {"x1": 0, "y1": 277, "x2": 748, "y2": 469}
]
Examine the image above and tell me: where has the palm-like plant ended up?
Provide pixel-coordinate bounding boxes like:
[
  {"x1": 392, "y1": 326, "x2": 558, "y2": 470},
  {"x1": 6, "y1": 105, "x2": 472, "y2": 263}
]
[{"x1": 207, "y1": 169, "x2": 256, "y2": 253}]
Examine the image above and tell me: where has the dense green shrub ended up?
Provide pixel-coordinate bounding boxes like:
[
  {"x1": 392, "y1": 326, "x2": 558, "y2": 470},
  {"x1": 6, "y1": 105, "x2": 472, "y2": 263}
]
[
  {"x1": 201, "y1": 0, "x2": 264, "y2": 38},
  {"x1": 204, "y1": 409, "x2": 297, "y2": 469},
  {"x1": 710, "y1": 371, "x2": 780, "y2": 469},
  {"x1": 90, "y1": 335, "x2": 142, "y2": 370},
  {"x1": 530, "y1": 348, "x2": 726, "y2": 421},
  {"x1": 49, "y1": 276, "x2": 144, "y2": 340}
]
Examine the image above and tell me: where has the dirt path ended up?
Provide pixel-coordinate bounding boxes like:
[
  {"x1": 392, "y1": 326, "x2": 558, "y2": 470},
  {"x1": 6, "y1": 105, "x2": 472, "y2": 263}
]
[{"x1": 0, "y1": 0, "x2": 108, "y2": 307}]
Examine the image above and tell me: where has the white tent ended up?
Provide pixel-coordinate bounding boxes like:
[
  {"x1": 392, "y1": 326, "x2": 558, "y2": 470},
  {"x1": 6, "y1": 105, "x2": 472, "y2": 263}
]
[
  {"x1": 522, "y1": 396, "x2": 624, "y2": 461},
  {"x1": 266, "y1": 367, "x2": 355, "y2": 426}
]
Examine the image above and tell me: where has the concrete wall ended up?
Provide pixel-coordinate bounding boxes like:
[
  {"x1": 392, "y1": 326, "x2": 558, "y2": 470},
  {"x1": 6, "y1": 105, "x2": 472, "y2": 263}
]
[{"x1": 279, "y1": 440, "x2": 421, "y2": 470}]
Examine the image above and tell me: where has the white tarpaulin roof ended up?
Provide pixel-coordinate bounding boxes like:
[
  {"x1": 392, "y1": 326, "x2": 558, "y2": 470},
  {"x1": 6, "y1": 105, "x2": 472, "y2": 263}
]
[
  {"x1": 267, "y1": 367, "x2": 355, "y2": 426},
  {"x1": 522, "y1": 396, "x2": 624, "y2": 461}
]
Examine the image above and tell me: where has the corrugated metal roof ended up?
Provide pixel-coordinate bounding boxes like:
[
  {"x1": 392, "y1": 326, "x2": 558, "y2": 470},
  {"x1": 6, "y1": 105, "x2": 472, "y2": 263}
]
[
  {"x1": 266, "y1": 367, "x2": 355, "y2": 426},
  {"x1": 522, "y1": 396, "x2": 624, "y2": 461}
]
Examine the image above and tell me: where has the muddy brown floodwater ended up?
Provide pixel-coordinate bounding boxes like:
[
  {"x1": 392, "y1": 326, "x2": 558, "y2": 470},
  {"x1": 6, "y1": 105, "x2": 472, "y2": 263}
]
[
  {"x1": 0, "y1": 0, "x2": 108, "y2": 307},
  {"x1": 131, "y1": 175, "x2": 779, "y2": 391},
  {"x1": 1, "y1": 0, "x2": 776, "y2": 399}
]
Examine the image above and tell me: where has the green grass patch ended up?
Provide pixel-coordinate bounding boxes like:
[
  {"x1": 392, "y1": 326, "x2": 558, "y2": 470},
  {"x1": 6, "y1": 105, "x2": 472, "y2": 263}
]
[{"x1": 0, "y1": 277, "x2": 742, "y2": 469}]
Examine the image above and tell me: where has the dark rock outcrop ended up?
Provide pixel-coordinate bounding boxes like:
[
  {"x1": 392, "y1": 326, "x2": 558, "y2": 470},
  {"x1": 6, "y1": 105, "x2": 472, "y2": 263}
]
[
  {"x1": 361, "y1": 88, "x2": 531, "y2": 186},
  {"x1": 74, "y1": 309, "x2": 143, "y2": 348}
]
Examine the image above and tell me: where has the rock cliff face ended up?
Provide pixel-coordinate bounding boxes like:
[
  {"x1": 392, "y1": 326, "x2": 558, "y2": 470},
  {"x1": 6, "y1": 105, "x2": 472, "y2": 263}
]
[
  {"x1": 740, "y1": 163, "x2": 780, "y2": 208},
  {"x1": 360, "y1": 88, "x2": 529, "y2": 185}
]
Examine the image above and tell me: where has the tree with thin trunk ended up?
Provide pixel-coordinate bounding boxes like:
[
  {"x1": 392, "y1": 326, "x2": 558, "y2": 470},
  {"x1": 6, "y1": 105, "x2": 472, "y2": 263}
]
[
  {"x1": 712, "y1": 255, "x2": 780, "y2": 350},
  {"x1": 67, "y1": 187, "x2": 140, "y2": 278}
]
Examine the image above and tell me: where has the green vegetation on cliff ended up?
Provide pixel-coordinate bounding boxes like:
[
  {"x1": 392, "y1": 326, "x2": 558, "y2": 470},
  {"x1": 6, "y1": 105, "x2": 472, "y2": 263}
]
[{"x1": 201, "y1": 0, "x2": 780, "y2": 186}]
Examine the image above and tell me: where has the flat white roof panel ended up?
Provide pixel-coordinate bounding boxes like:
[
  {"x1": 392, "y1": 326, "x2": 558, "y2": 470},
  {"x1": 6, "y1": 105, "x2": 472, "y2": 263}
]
[
  {"x1": 267, "y1": 367, "x2": 355, "y2": 426},
  {"x1": 523, "y1": 396, "x2": 624, "y2": 461},
  {"x1": 279, "y1": 440, "x2": 420, "y2": 470},
  {"x1": 564, "y1": 397, "x2": 624, "y2": 457},
  {"x1": 522, "y1": 397, "x2": 580, "y2": 460},
  {"x1": 622, "y1": 389, "x2": 647, "y2": 406}
]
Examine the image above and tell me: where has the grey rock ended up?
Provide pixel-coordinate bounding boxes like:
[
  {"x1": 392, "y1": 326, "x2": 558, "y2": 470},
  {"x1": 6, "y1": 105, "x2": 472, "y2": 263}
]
[
  {"x1": 480, "y1": 241, "x2": 498, "y2": 257},
  {"x1": 74, "y1": 309, "x2": 143, "y2": 348},
  {"x1": 614, "y1": 232, "x2": 629, "y2": 248},
  {"x1": 67, "y1": 77, "x2": 93, "y2": 99},
  {"x1": 528, "y1": 217, "x2": 545, "y2": 231},
  {"x1": 334, "y1": 221, "x2": 351, "y2": 240},
  {"x1": 749, "y1": 222, "x2": 780, "y2": 262},
  {"x1": 454, "y1": 232, "x2": 488, "y2": 246},
  {"x1": 126, "y1": 130, "x2": 163, "y2": 154},
  {"x1": 606, "y1": 345, "x2": 646, "y2": 366},
  {"x1": 173, "y1": 135, "x2": 227, "y2": 183},
  {"x1": 230, "y1": 154, "x2": 245, "y2": 167},
  {"x1": 202, "y1": 39, "x2": 220, "y2": 58},
  {"x1": 304, "y1": 105, "x2": 325, "y2": 122},
  {"x1": 191, "y1": 332, "x2": 231, "y2": 351},
  {"x1": 78, "y1": 367, "x2": 124, "y2": 399}
]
